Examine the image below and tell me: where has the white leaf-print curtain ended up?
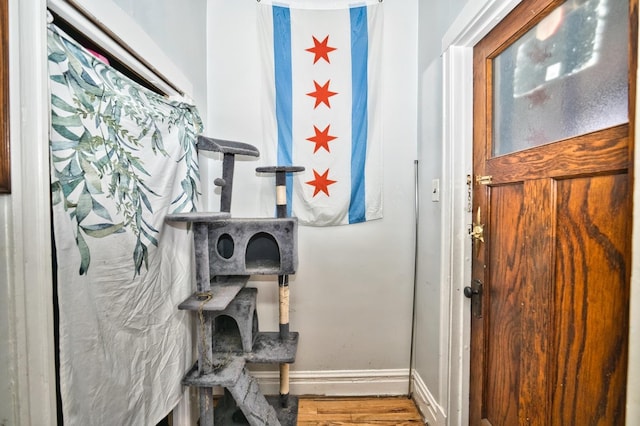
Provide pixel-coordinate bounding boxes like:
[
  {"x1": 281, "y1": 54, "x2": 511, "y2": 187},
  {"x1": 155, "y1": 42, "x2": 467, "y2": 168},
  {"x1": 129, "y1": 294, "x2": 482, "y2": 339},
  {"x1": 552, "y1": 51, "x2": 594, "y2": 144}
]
[{"x1": 48, "y1": 24, "x2": 201, "y2": 426}]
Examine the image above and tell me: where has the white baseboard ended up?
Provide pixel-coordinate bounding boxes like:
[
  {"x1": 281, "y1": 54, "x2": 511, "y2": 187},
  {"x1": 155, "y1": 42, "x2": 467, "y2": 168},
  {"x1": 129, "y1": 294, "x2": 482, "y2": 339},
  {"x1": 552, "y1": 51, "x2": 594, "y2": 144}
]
[
  {"x1": 249, "y1": 368, "x2": 411, "y2": 396},
  {"x1": 411, "y1": 369, "x2": 446, "y2": 426}
]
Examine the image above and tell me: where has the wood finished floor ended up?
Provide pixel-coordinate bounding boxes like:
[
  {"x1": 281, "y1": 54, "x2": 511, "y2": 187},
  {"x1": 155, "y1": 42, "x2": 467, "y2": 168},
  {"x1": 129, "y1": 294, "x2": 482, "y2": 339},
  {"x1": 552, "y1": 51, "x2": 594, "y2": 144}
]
[{"x1": 297, "y1": 396, "x2": 424, "y2": 425}]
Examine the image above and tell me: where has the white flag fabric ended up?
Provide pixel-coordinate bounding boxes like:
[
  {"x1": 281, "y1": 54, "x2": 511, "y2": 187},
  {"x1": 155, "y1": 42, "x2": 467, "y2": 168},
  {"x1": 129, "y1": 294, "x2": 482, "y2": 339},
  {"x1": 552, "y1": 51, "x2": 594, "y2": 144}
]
[{"x1": 258, "y1": 1, "x2": 383, "y2": 226}]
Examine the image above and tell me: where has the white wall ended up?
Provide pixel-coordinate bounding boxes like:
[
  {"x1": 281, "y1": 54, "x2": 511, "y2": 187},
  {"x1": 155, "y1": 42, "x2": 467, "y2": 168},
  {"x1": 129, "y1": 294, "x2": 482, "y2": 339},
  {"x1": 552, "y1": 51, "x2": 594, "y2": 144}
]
[
  {"x1": 110, "y1": 0, "x2": 208, "y2": 114},
  {"x1": 413, "y1": 0, "x2": 470, "y2": 420},
  {"x1": 205, "y1": 0, "x2": 419, "y2": 388}
]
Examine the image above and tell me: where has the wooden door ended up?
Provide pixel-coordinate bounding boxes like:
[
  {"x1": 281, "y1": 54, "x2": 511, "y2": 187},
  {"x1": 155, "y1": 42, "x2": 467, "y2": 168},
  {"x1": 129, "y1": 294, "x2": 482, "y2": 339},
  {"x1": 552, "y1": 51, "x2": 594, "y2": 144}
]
[{"x1": 468, "y1": 0, "x2": 636, "y2": 424}]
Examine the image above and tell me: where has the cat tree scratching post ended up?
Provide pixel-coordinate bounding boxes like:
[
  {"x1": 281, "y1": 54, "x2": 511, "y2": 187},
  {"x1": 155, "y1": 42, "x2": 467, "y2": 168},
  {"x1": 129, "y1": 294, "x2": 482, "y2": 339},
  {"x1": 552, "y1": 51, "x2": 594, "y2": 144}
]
[{"x1": 256, "y1": 166, "x2": 304, "y2": 407}]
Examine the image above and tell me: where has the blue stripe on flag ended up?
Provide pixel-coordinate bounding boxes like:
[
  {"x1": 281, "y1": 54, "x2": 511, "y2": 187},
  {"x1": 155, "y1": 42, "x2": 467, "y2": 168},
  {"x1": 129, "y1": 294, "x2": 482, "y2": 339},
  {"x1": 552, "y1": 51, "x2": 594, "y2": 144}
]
[
  {"x1": 273, "y1": 6, "x2": 294, "y2": 215},
  {"x1": 349, "y1": 6, "x2": 368, "y2": 224}
]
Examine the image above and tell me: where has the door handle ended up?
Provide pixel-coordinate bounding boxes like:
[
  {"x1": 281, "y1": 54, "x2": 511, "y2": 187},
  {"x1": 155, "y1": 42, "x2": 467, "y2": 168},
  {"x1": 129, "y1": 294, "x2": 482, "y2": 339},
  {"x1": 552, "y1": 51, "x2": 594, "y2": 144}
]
[
  {"x1": 470, "y1": 207, "x2": 484, "y2": 258},
  {"x1": 464, "y1": 279, "x2": 483, "y2": 318},
  {"x1": 470, "y1": 207, "x2": 484, "y2": 243},
  {"x1": 463, "y1": 285, "x2": 479, "y2": 298}
]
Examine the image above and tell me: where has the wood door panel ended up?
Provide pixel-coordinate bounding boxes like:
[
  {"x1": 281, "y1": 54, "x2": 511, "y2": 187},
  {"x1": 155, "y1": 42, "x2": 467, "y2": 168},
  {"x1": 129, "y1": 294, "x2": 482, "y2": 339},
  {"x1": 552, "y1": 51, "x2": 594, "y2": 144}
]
[
  {"x1": 552, "y1": 173, "x2": 629, "y2": 425},
  {"x1": 518, "y1": 179, "x2": 555, "y2": 426},
  {"x1": 475, "y1": 175, "x2": 630, "y2": 426},
  {"x1": 485, "y1": 125, "x2": 629, "y2": 185},
  {"x1": 485, "y1": 184, "x2": 526, "y2": 425},
  {"x1": 470, "y1": 0, "x2": 635, "y2": 424}
]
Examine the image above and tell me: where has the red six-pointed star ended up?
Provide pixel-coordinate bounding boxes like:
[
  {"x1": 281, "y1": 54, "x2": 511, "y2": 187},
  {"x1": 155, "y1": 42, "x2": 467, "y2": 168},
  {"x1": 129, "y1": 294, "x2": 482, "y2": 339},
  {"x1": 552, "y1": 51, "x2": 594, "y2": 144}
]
[
  {"x1": 306, "y1": 125, "x2": 337, "y2": 153},
  {"x1": 305, "y1": 35, "x2": 337, "y2": 64},
  {"x1": 306, "y1": 80, "x2": 338, "y2": 109},
  {"x1": 305, "y1": 169, "x2": 337, "y2": 197}
]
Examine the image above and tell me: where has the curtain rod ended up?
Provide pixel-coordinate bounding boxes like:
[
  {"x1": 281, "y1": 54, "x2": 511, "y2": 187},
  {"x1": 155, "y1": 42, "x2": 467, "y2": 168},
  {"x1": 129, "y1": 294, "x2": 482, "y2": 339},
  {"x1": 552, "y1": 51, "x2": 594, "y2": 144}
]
[{"x1": 47, "y1": 0, "x2": 191, "y2": 100}]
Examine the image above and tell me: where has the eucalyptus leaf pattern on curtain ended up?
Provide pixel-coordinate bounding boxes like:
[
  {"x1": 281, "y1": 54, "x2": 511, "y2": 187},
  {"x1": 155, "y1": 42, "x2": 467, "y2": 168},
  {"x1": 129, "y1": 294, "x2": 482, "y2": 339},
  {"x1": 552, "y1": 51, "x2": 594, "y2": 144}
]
[{"x1": 48, "y1": 24, "x2": 201, "y2": 425}]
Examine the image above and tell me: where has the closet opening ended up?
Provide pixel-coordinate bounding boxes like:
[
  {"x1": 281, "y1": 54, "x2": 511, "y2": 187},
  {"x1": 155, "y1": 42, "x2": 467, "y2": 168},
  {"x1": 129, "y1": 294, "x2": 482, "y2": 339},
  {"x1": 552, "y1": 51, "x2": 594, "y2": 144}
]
[{"x1": 48, "y1": 11, "x2": 181, "y2": 426}]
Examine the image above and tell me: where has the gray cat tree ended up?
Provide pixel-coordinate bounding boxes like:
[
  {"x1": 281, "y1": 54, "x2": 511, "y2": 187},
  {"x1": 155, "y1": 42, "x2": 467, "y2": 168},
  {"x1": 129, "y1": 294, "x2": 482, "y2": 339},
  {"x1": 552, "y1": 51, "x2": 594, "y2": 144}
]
[{"x1": 166, "y1": 136, "x2": 304, "y2": 425}]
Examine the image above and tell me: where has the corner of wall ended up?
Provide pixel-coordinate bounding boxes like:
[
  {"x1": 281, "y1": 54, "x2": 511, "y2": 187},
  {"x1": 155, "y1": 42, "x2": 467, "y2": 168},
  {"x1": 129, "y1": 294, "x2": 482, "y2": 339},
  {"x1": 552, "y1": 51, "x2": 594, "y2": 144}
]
[{"x1": 411, "y1": 369, "x2": 446, "y2": 426}]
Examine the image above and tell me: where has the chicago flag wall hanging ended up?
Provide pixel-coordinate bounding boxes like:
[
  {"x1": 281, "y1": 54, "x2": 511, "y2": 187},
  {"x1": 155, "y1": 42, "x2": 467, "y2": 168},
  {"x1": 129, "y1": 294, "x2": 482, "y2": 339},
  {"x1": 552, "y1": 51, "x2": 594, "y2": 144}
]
[{"x1": 258, "y1": 0, "x2": 384, "y2": 226}]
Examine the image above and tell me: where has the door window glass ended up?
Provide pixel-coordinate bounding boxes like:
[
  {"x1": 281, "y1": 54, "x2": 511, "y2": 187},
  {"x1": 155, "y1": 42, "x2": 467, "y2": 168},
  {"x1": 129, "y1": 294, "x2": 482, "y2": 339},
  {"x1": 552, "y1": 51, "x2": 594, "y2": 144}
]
[{"x1": 492, "y1": 0, "x2": 628, "y2": 156}]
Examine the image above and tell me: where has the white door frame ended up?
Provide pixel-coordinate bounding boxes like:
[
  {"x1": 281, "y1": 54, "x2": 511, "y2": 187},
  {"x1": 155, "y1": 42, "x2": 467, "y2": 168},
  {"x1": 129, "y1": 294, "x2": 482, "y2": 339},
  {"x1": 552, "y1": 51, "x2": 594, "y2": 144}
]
[
  {"x1": 440, "y1": 1, "x2": 522, "y2": 425},
  {"x1": 8, "y1": 0, "x2": 57, "y2": 424}
]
